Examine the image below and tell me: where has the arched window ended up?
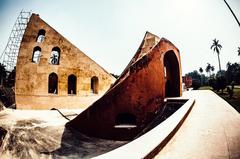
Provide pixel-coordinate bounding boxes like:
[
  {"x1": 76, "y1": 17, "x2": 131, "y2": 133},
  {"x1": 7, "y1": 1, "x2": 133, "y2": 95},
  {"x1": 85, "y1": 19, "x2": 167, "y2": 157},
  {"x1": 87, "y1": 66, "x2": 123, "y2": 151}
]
[
  {"x1": 48, "y1": 73, "x2": 58, "y2": 94},
  {"x1": 36, "y1": 29, "x2": 46, "y2": 43},
  {"x1": 32, "y1": 46, "x2": 41, "y2": 63},
  {"x1": 115, "y1": 113, "x2": 137, "y2": 128},
  {"x1": 68, "y1": 74, "x2": 77, "y2": 95},
  {"x1": 91, "y1": 76, "x2": 99, "y2": 94},
  {"x1": 50, "y1": 47, "x2": 60, "y2": 65}
]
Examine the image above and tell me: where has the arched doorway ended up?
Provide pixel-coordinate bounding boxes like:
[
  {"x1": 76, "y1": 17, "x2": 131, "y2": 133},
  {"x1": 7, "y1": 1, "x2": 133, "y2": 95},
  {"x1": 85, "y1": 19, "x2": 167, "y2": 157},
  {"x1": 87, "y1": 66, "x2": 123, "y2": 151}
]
[
  {"x1": 48, "y1": 73, "x2": 58, "y2": 94},
  {"x1": 68, "y1": 74, "x2": 77, "y2": 94},
  {"x1": 115, "y1": 113, "x2": 136, "y2": 125},
  {"x1": 114, "y1": 113, "x2": 137, "y2": 128},
  {"x1": 163, "y1": 50, "x2": 180, "y2": 97},
  {"x1": 91, "y1": 76, "x2": 99, "y2": 94}
]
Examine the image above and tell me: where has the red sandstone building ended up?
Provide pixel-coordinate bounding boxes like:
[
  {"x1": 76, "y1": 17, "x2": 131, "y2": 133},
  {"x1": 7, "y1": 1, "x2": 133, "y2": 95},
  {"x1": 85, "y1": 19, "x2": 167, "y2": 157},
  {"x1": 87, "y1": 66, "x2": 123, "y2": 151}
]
[
  {"x1": 67, "y1": 32, "x2": 182, "y2": 140},
  {"x1": 182, "y1": 76, "x2": 192, "y2": 88}
]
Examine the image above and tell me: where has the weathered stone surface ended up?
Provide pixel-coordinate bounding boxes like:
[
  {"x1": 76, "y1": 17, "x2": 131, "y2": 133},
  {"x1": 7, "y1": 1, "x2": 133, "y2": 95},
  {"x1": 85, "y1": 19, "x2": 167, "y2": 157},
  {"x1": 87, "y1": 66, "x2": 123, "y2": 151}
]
[
  {"x1": 0, "y1": 127, "x2": 7, "y2": 149},
  {"x1": 67, "y1": 32, "x2": 182, "y2": 140},
  {"x1": 0, "y1": 102, "x2": 4, "y2": 111},
  {"x1": 15, "y1": 14, "x2": 115, "y2": 109},
  {"x1": 0, "y1": 109, "x2": 126, "y2": 158}
]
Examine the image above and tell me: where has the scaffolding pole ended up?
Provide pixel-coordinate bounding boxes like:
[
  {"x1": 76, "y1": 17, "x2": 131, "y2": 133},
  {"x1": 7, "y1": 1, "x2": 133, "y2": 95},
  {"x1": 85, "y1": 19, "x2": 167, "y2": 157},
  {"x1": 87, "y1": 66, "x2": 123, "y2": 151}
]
[{"x1": 0, "y1": 10, "x2": 32, "y2": 72}]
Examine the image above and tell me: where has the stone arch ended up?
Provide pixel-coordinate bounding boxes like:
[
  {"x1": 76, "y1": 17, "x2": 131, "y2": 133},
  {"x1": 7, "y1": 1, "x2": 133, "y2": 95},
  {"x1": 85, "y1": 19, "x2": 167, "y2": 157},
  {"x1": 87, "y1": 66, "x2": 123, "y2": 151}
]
[
  {"x1": 36, "y1": 29, "x2": 46, "y2": 43},
  {"x1": 91, "y1": 76, "x2": 99, "y2": 94},
  {"x1": 163, "y1": 50, "x2": 180, "y2": 97},
  {"x1": 68, "y1": 74, "x2": 77, "y2": 95},
  {"x1": 32, "y1": 46, "x2": 41, "y2": 63},
  {"x1": 48, "y1": 72, "x2": 58, "y2": 94},
  {"x1": 50, "y1": 47, "x2": 60, "y2": 65}
]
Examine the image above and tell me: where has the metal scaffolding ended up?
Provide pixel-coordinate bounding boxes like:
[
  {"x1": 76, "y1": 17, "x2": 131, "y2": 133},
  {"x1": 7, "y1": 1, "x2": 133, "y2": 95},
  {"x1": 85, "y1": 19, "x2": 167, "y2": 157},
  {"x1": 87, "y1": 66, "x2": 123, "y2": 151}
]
[{"x1": 0, "y1": 10, "x2": 32, "y2": 72}]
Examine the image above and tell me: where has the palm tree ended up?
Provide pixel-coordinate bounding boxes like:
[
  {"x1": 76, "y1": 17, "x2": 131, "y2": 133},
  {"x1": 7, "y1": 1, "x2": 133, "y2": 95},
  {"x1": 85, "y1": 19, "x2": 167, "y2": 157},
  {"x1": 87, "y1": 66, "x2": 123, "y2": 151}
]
[
  {"x1": 210, "y1": 66, "x2": 215, "y2": 76},
  {"x1": 211, "y1": 39, "x2": 222, "y2": 73},
  {"x1": 226, "y1": 62, "x2": 233, "y2": 84},
  {"x1": 199, "y1": 67, "x2": 203, "y2": 74},
  {"x1": 199, "y1": 67, "x2": 203, "y2": 85},
  {"x1": 238, "y1": 47, "x2": 240, "y2": 56},
  {"x1": 223, "y1": 0, "x2": 240, "y2": 27},
  {"x1": 226, "y1": 62, "x2": 231, "y2": 68},
  {"x1": 205, "y1": 63, "x2": 211, "y2": 77}
]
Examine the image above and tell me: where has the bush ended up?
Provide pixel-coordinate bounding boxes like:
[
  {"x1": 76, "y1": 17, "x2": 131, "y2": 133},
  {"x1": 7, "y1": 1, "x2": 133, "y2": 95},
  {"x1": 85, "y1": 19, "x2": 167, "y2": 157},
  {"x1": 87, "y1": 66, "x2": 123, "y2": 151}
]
[
  {"x1": 209, "y1": 78, "x2": 217, "y2": 90},
  {"x1": 192, "y1": 79, "x2": 201, "y2": 90},
  {"x1": 216, "y1": 76, "x2": 227, "y2": 93},
  {"x1": 209, "y1": 76, "x2": 227, "y2": 93}
]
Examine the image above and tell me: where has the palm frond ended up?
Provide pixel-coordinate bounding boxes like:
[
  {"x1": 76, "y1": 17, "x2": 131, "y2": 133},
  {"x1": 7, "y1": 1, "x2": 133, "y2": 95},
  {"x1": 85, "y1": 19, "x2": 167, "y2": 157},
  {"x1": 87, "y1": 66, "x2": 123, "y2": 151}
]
[{"x1": 210, "y1": 45, "x2": 214, "y2": 49}]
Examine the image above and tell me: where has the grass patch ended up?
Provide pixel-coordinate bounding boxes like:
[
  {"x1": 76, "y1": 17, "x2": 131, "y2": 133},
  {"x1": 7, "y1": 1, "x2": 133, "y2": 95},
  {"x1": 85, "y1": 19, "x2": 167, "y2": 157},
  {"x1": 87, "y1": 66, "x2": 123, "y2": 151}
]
[
  {"x1": 198, "y1": 86, "x2": 212, "y2": 90},
  {"x1": 198, "y1": 86, "x2": 240, "y2": 113}
]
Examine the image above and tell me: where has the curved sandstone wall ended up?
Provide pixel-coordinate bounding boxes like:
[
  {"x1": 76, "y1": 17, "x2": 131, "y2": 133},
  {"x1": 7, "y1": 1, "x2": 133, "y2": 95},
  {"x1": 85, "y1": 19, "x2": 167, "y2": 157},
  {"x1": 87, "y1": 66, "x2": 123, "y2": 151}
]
[{"x1": 67, "y1": 32, "x2": 182, "y2": 140}]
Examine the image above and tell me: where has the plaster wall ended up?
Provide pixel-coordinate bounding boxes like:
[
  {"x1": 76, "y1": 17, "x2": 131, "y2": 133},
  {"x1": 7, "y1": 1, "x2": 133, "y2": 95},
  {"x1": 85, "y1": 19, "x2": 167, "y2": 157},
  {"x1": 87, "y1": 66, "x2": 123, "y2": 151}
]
[{"x1": 15, "y1": 14, "x2": 115, "y2": 109}]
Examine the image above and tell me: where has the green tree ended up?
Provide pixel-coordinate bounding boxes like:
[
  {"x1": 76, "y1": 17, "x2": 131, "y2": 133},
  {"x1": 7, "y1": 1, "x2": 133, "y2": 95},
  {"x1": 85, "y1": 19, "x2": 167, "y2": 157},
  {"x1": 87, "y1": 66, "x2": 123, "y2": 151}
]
[
  {"x1": 199, "y1": 67, "x2": 203, "y2": 86},
  {"x1": 211, "y1": 39, "x2": 222, "y2": 73},
  {"x1": 210, "y1": 65, "x2": 215, "y2": 74},
  {"x1": 0, "y1": 63, "x2": 7, "y2": 85},
  {"x1": 7, "y1": 66, "x2": 16, "y2": 87},
  {"x1": 199, "y1": 67, "x2": 203, "y2": 74},
  {"x1": 186, "y1": 70, "x2": 201, "y2": 81},
  {"x1": 205, "y1": 63, "x2": 211, "y2": 77},
  {"x1": 226, "y1": 62, "x2": 240, "y2": 84},
  {"x1": 185, "y1": 70, "x2": 201, "y2": 90},
  {"x1": 226, "y1": 62, "x2": 233, "y2": 84}
]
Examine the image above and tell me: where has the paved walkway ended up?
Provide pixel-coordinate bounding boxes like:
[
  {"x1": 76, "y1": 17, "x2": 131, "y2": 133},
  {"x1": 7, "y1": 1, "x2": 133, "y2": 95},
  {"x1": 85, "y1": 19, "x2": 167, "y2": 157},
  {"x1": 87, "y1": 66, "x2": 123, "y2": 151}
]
[
  {"x1": 234, "y1": 85, "x2": 240, "y2": 89},
  {"x1": 155, "y1": 90, "x2": 240, "y2": 159}
]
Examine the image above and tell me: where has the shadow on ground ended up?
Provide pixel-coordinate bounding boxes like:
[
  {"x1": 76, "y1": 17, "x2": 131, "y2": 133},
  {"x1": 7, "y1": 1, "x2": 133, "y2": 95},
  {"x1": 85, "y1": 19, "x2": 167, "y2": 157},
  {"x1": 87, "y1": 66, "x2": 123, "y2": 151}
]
[
  {"x1": 0, "y1": 117, "x2": 127, "y2": 159},
  {"x1": 42, "y1": 128, "x2": 127, "y2": 159}
]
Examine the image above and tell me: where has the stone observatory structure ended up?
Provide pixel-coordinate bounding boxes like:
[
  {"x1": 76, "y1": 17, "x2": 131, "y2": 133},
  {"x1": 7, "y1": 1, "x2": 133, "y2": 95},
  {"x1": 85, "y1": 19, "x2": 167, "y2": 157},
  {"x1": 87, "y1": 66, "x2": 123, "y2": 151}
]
[
  {"x1": 67, "y1": 32, "x2": 182, "y2": 140},
  {"x1": 15, "y1": 14, "x2": 115, "y2": 109}
]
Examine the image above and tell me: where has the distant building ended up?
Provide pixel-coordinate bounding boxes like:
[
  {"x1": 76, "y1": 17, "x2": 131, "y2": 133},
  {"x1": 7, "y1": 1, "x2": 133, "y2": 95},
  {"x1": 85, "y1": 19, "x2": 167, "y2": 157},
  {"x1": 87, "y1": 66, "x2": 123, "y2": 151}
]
[
  {"x1": 182, "y1": 76, "x2": 192, "y2": 88},
  {"x1": 15, "y1": 14, "x2": 115, "y2": 109}
]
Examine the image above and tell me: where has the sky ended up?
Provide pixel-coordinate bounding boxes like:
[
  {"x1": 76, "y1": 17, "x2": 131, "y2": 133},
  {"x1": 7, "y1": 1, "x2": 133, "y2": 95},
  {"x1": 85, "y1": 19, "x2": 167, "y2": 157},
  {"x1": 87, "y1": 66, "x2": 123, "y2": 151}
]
[{"x1": 0, "y1": 0, "x2": 239, "y2": 75}]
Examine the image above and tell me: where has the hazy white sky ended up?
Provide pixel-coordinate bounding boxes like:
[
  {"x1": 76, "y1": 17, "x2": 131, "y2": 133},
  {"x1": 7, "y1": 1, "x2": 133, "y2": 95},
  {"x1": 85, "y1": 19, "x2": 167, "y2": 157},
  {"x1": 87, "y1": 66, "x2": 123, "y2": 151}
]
[{"x1": 0, "y1": 0, "x2": 239, "y2": 75}]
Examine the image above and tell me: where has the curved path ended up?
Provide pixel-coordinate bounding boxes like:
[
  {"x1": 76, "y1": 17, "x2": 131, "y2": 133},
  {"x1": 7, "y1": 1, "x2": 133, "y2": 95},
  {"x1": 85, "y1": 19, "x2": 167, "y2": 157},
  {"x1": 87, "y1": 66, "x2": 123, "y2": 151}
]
[{"x1": 155, "y1": 90, "x2": 240, "y2": 159}]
